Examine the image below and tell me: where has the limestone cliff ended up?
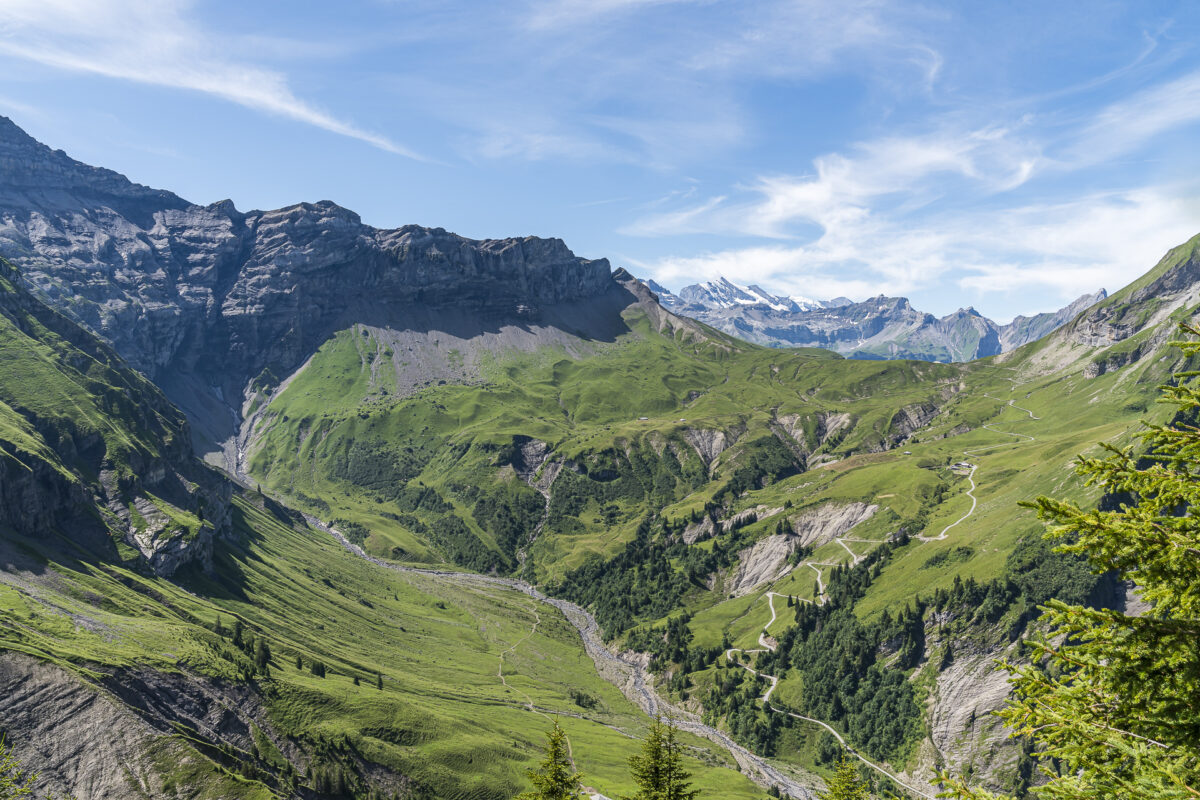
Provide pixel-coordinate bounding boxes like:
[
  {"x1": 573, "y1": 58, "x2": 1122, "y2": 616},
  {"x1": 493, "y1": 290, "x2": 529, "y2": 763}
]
[{"x1": 0, "y1": 117, "x2": 616, "y2": 457}]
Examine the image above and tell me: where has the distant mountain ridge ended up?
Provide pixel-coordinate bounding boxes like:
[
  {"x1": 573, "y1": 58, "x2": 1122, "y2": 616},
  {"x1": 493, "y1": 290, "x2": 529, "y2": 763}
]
[{"x1": 645, "y1": 276, "x2": 1107, "y2": 362}]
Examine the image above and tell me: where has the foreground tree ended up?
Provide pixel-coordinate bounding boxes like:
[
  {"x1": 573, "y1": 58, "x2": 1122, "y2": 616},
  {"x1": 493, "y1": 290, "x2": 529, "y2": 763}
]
[
  {"x1": 944, "y1": 326, "x2": 1200, "y2": 799},
  {"x1": 817, "y1": 758, "x2": 869, "y2": 800},
  {"x1": 519, "y1": 721, "x2": 584, "y2": 800},
  {"x1": 1, "y1": 737, "x2": 36, "y2": 800},
  {"x1": 623, "y1": 716, "x2": 700, "y2": 800}
]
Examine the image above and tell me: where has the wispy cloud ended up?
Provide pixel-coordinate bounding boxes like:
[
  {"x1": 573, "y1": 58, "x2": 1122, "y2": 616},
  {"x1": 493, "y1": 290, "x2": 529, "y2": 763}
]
[
  {"x1": 0, "y1": 0, "x2": 417, "y2": 157},
  {"x1": 525, "y1": 0, "x2": 695, "y2": 30},
  {"x1": 624, "y1": 123, "x2": 1041, "y2": 238},
  {"x1": 425, "y1": 0, "x2": 945, "y2": 167},
  {"x1": 626, "y1": 52, "x2": 1200, "y2": 317},
  {"x1": 1065, "y1": 68, "x2": 1200, "y2": 166}
]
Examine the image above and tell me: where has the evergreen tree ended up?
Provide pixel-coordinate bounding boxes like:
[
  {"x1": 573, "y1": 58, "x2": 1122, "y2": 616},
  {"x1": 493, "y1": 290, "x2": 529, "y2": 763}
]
[
  {"x1": 0, "y1": 736, "x2": 36, "y2": 800},
  {"x1": 622, "y1": 716, "x2": 700, "y2": 800},
  {"x1": 944, "y1": 325, "x2": 1200, "y2": 800},
  {"x1": 817, "y1": 758, "x2": 868, "y2": 800},
  {"x1": 295, "y1": 654, "x2": 303, "y2": 671},
  {"x1": 310, "y1": 660, "x2": 326, "y2": 678},
  {"x1": 517, "y1": 721, "x2": 584, "y2": 800},
  {"x1": 254, "y1": 638, "x2": 271, "y2": 670},
  {"x1": 376, "y1": 672, "x2": 383, "y2": 690}
]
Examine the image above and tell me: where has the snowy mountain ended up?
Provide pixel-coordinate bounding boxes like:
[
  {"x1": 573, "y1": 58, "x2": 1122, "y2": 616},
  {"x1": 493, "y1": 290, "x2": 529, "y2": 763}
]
[{"x1": 642, "y1": 276, "x2": 1106, "y2": 362}]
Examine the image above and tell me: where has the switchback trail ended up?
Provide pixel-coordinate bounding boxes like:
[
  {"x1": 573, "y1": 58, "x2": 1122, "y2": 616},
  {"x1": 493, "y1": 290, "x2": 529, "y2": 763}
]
[
  {"x1": 721, "y1": 393, "x2": 1044, "y2": 796},
  {"x1": 727, "y1": 625, "x2": 937, "y2": 799}
]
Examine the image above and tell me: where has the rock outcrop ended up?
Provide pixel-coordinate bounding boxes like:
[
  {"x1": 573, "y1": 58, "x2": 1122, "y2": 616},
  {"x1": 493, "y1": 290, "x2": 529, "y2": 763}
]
[
  {"x1": 726, "y1": 533, "x2": 802, "y2": 597},
  {"x1": 788, "y1": 502, "x2": 878, "y2": 548},
  {"x1": 725, "y1": 502, "x2": 877, "y2": 596}
]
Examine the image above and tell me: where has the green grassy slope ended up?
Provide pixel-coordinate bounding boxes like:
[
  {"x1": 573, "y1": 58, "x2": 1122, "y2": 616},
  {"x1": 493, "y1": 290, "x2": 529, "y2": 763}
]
[
  {"x1": 248, "y1": 303, "x2": 964, "y2": 580},
  {"x1": 1, "y1": 495, "x2": 764, "y2": 799},
  {"x1": 0, "y1": 258, "x2": 226, "y2": 571}
]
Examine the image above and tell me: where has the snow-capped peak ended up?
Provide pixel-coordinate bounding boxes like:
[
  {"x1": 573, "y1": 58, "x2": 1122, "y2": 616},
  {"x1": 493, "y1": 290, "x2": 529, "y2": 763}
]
[{"x1": 676, "y1": 277, "x2": 814, "y2": 312}]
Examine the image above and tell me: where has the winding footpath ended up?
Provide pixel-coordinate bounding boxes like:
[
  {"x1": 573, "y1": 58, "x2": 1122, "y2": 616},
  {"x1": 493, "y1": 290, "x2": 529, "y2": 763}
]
[
  {"x1": 916, "y1": 414, "x2": 1037, "y2": 543},
  {"x1": 726, "y1": 598, "x2": 938, "y2": 800},
  {"x1": 718, "y1": 392, "x2": 1045, "y2": 796}
]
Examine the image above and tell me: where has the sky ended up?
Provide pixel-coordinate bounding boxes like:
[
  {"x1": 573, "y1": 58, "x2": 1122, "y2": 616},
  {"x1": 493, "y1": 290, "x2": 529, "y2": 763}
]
[{"x1": 1, "y1": 1, "x2": 1199, "y2": 321}]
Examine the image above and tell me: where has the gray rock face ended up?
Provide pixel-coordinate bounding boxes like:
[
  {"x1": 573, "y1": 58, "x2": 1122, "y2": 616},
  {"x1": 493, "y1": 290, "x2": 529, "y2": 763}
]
[
  {"x1": 0, "y1": 117, "x2": 614, "y2": 450},
  {"x1": 646, "y1": 276, "x2": 1105, "y2": 362},
  {"x1": 999, "y1": 289, "x2": 1107, "y2": 351}
]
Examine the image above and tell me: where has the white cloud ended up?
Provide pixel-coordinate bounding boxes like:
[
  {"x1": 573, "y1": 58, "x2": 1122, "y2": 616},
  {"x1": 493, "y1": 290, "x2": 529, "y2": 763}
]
[
  {"x1": 626, "y1": 61, "x2": 1200, "y2": 317},
  {"x1": 634, "y1": 186, "x2": 1200, "y2": 318},
  {"x1": 0, "y1": 0, "x2": 417, "y2": 157}
]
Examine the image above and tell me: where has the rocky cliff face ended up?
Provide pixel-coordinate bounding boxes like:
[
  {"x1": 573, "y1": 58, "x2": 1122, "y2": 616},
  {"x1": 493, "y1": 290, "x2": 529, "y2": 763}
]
[
  {"x1": 0, "y1": 117, "x2": 615, "y2": 455},
  {"x1": 999, "y1": 289, "x2": 1107, "y2": 351},
  {"x1": 646, "y1": 276, "x2": 1105, "y2": 362}
]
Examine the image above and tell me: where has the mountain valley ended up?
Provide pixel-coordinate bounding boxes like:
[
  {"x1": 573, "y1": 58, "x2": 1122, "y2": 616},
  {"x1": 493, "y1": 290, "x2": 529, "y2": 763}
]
[{"x1": 1, "y1": 117, "x2": 1197, "y2": 800}]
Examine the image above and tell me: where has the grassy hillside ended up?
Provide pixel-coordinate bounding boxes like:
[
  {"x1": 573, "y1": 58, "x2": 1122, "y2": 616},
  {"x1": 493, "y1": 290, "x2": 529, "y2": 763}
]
[
  {"x1": 1, "y1": 493, "x2": 766, "y2": 799},
  {"x1": 6, "y1": 229, "x2": 1199, "y2": 798},
  {"x1": 247, "y1": 303, "x2": 964, "y2": 580}
]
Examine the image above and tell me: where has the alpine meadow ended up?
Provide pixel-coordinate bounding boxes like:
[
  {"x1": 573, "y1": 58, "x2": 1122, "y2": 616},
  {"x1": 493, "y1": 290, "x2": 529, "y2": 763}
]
[{"x1": 1, "y1": 3, "x2": 1199, "y2": 799}]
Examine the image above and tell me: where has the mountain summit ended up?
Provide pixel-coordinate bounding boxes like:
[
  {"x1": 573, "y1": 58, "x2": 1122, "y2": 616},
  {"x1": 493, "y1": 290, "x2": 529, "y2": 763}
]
[
  {"x1": 0, "y1": 117, "x2": 629, "y2": 462},
  {"x1": 646, "y1": 275, "x2": 1107, "y2": 361}
]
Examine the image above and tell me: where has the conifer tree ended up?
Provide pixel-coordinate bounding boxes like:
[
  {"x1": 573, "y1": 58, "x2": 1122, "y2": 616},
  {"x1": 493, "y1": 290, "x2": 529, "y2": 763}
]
[
  {"x1": 376, "y1": 672, "x2": 383, "y2": 690},
  {"x1": 518, "y1": 721, "x2": 584, "y2": 800},
  {"x1": 623, "y1": 716, "x2": 700, "y2": 800},
  {"x1": 254, "y1": 639, "x2": 271, "y2": 670},
  {"x1": 0, "y1": 736, "x2": 36, "y2": 800},
  {"x1": 817, "y1": 758, "x2": 868, "y2": 800},
  {"x1": 944, "y1": 325, "x2": 1200, "y2": 800}
]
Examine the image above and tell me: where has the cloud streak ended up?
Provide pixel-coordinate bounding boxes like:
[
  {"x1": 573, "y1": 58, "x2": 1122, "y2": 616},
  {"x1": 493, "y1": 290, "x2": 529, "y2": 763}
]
[
  {"x1": 633, "y1": 185, "x2": 1200, "y2": 319},
  {"x1": 0, "y1": 0, "x2": 417, "y2": 157}
]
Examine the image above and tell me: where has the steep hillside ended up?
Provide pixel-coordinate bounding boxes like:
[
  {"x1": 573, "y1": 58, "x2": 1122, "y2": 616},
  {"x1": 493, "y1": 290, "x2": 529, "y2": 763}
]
[
  {"x1": 648, "y1": 276, "x2": 1105, "y2": 361},
  {"x1": 0, "y1": 257, "x2": 229, "y2": 575},
  {"x1": 245, "y1": 240, "x2": 1196, "y2": 796}
]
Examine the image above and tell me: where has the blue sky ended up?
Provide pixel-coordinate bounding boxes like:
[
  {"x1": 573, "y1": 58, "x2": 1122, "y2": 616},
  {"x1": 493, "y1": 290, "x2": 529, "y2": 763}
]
[{"x1": 1, "y1": 1, "x2": 1199, "y2": 320}]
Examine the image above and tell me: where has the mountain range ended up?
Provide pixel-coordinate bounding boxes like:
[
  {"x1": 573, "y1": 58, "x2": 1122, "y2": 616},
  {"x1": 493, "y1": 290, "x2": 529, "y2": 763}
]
[
  {"x1": 0, "y1": 115, "x2": 1197, "y2": 800},
  {"x1": 645, "y1": 276, "x2": 1107, "y2": 362}
]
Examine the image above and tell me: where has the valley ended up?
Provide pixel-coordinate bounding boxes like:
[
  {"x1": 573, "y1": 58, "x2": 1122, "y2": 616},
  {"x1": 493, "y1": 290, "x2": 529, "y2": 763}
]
[{"x1": 0, "y1": 116, "x2": 1197, "y2": 799}]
